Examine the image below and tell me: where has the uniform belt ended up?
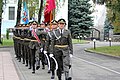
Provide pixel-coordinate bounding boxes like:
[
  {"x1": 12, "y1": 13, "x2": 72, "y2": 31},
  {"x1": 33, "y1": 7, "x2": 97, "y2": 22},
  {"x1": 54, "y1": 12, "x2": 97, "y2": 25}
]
[
  {"x1": 13, "y1": 36, "x2": 21, "y2": 40},
  {"x1": 20, "y1": 38, "x2": 24, "y2": 40},
  {"x1": 24, "y1": 38, "x2": 31, "y2": 41},
  {"x1": 31, "y1": 40, "x2": 38, "y2": 42},
  {"x1": 55, "y1": 45, "x2": 68, "y2": 48}
]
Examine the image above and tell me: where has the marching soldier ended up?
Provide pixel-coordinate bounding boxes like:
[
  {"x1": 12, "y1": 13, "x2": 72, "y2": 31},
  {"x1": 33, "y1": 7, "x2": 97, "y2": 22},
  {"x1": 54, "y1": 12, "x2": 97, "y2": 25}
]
[
  {"x1": 16, "y1": 24, "x2": 23, "y2": 62},
  {"x1": 12, "y1": 26, "x2": 18, "y2": 59},
  {"x1": 23, "y1": 24, "x2": 31, "y2": 68},
  {"x1": 48, "y1": 19, "x2": 73, "y2": 80},
  {"x1": 45, "y1": 20, "x2": 58, "y2": 79},
  {"x1": 20, "y1": 24, "x2": 25, "y2": 64},
  {"x1": 28, "y1": 21, "x2": 39, "y2": 73},
  {"x1": 35, "y1": 22, "x2": 47, "y2": 70}
]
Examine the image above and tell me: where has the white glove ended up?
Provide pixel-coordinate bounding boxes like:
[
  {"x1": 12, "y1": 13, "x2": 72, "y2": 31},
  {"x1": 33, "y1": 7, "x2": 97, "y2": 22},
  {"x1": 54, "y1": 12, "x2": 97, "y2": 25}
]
[
  {"x1": 70, "y1": 54, "x2": 73, "y2": 58},
  {"x1": 49, "y1": 54, "x2": 54, "y2": 58},
  {"x1": 40, "y1": 48, "x2": 43, "y2": 52},
  {"x1": 44, "y1": 51, "x2": 47, "y2": 54}
]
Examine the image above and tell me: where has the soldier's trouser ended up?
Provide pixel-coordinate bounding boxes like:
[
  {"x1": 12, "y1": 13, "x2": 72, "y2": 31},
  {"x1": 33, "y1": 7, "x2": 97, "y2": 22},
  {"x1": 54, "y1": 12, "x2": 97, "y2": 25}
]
[
  {"x1": 24, "y1": 45, "x2": 28, "y2": 66},
  {"x1": 63, "y1": 55, "x2": 70, "y2": 80},
  {"x1": 18, "y1": 43, "x2": 22, "y2": 62},
  {"x1": 15, "y1": 40, "x2": 19, "y2": 59},
  {"x1": 31, "y1": 48, "x2": 36, "y2": 72},
  {"x1": 28, "y1": 47, "x2": 31, "y2": 68},
  {"x1": 35, "y1": 49, "x2": 40, "y2": 67},
  {"x1": 54, "y1": 55, "x2": 63, "y2": 78},
  {"x1": 22, "y1": 44, "x2": 25, "y2": 64},
  {"x1": 13, "y1": 39, "x2": 17, "y2": 58}
]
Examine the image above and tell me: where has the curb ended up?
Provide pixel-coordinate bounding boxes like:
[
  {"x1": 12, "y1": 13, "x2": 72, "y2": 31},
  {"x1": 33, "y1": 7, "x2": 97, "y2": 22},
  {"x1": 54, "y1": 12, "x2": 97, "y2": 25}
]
[
  {"x1": 84, "y1": 48, "x2": 120, "y2": 59},
  {"x1": 0, "y1": 46, "x2": 13, "y2": 48}
]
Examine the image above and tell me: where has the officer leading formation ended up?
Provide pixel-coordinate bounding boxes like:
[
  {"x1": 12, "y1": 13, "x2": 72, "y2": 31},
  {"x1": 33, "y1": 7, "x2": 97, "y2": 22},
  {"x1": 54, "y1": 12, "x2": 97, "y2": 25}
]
[{"x1": 12, "y1": 18, "x2": 73, "y2": 80}]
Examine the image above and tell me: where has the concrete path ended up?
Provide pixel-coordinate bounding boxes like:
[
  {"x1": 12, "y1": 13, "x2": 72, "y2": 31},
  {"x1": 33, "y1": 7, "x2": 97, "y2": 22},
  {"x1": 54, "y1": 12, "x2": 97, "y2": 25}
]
[{"x1": 0, "y1": 52, "x2": 20, "y2": 80}]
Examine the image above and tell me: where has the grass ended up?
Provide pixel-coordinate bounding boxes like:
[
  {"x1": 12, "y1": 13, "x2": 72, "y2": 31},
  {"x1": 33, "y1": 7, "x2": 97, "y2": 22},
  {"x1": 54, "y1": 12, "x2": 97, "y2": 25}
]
[
  {"x1": 0, "y1": 39, "x2": 14, "y2": 47},
  {"x1": 72, "y1": 39, "x2": 90, "y2": 44},
  {"x1": 89, "y1": 46, "x2": 120, "y2": 56}
]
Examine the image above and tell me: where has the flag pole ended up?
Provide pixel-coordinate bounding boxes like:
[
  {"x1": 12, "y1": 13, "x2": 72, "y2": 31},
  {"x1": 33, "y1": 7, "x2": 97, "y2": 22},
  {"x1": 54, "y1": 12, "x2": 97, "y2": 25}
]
[{"x1": 50, "y1": 11, "x2": 53, "y2": 30}]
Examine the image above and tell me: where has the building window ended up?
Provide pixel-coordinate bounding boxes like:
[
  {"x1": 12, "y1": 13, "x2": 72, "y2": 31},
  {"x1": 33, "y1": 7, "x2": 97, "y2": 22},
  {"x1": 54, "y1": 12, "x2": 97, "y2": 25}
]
[{"x1": 9, "y1": 7, "x2": 15, "y2": 20}]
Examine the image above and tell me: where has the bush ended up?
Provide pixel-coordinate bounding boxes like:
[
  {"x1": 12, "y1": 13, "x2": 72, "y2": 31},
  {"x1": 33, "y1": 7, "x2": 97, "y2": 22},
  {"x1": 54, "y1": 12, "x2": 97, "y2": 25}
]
[{"x1": 6, "y1": 29, "x2": 10, "y2": 39}]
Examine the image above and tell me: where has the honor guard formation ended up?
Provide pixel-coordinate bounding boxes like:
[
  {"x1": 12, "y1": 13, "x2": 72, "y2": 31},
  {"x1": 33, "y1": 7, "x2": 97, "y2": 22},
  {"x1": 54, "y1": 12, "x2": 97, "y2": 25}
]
[{"x1": 12, "y1": 18, "x2": 73, "y2": 80}]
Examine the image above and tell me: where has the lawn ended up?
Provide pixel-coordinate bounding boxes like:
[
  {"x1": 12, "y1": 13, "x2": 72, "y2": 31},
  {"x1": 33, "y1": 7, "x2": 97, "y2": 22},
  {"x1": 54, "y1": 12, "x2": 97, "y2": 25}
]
[
  {"x1": 0, "y1": 39, "x2": 14, "y2": 47},
  {"x1": 72, "y1": 39, "x2": 90, "y2": 44},
  {"x1": 89, "y1": 46, "x2": 120, "y2": 56}
]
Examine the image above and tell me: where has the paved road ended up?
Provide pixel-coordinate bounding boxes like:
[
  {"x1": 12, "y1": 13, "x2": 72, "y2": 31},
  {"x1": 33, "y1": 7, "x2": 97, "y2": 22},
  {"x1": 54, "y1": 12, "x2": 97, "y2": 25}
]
[
  {"x1": 73, "y1": 41, "x2": 120, "y2": 80},
  {"x1": 1, "y1": 41, "x2": 120, "y2": 80}
]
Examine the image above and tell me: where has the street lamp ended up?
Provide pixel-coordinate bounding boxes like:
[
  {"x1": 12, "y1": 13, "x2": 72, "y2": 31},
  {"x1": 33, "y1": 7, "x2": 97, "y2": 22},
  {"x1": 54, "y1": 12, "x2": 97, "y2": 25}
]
[
  {"x1": 109, "y1": 38, "x2": 112, "y2": 47},
  {"x1": 80, "y1": 35, "x2": 82, "y2": 41},
  {"x1": 93, "y1": 39, "x2": 96, "y2": 49},
  {"x1": 77, "y1": 36, "x2": 79, "y2": 42}
]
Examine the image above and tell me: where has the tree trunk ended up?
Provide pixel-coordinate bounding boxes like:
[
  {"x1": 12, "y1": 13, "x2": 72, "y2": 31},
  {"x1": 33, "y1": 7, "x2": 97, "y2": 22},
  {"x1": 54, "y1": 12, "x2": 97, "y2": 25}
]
[
  {"x1": 38, "y1": 0, "x2": 43, "y2": 23},
  {"x1": 16, "y1": 0, "x2": 22, "y2": 26},
  {"x1": 0, "y1": 0, "x2": 3, "y2": 44}
]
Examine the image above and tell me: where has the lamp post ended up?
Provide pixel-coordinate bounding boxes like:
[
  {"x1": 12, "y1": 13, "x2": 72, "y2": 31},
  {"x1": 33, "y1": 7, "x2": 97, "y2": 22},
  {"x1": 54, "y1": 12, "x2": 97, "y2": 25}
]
[
  {"x1": 77, "y1": 36, "x2": 79, "y2": 42},
  {"x1": 93, "y1": 39, "x2": 96, "y2": 49},
  {"x1": 80, "y1": 35, "x2": 82, "y2": 41},
  {"x1": 109, "y1": 38, "x2": 112, "y2": 47}
]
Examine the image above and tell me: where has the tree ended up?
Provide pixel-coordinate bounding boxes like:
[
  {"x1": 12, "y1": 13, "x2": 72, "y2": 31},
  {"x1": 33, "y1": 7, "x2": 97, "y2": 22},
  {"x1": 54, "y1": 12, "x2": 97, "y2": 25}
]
[
  {"x1": 105, "y1": 0, "x2": 120, "y2": 33},
  {"x1": 0, "y1": 0, "x2": 3, "y2": 44},
  {"x1": 28, "y1": 0, "x2": 39, "y2": 21},
  {"x1": 104, "y1": 19, "x2": 113, "y2": 40},
  {"x1": 92, "y1": 0, "x2": 106, "y2": 4},
  {"x1": 68, "y1": 0, "x2": 93, "y2": 38},
  {"x1": 92, "y1": 0, "x2": 120, "y2": 34}
]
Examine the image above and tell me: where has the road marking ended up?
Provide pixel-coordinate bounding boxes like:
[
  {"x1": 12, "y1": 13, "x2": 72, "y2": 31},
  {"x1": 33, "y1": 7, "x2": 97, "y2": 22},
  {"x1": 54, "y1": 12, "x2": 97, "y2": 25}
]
[{"x1": 73, "y1": 56, "x2": 120, "y2": 75}]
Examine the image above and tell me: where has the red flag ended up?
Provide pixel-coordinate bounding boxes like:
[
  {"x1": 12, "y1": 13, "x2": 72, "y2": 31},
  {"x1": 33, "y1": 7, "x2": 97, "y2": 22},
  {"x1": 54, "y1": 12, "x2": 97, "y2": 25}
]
[{"x1": 44, "y1": 0, "x2": 56, "y2": 23}]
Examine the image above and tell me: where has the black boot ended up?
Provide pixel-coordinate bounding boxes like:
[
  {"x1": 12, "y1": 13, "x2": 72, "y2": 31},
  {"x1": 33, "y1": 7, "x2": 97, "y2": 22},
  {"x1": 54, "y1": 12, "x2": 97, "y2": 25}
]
[
  {"x1": 66, "y1": 77, "x2": 72, "y2": 80},
  {"x1": 36, "y1": 66, "x2": 40, "y2": 70},
  {"x1": 58, "y1": 76, "x2": 62, "y2": 80},
  {"x1": 48, "y1": 70, "x2": 51, "y2": 73},
  {"x1": 32, "y1": 71, "x2": 35, "y2": 74},
  {"x1": 51, "y1": 75, "x2": 55, "y2": 79},
  {"x1": 28, "y1": 67, "x2": 31, "y2": 69},
  {"x1": 42, "y1": 65, "x2": 45, "y2": 69}
]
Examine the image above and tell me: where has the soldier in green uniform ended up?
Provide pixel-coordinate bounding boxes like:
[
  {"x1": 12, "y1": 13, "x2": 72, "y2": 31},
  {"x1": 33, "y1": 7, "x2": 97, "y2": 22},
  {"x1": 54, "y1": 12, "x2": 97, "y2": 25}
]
[
  {"x1": 48, "y1": 19, "x2": 73, "y2": 80},
  {"x1": 45, "y1": 20, "x2": 58, "y2": 79},
  {"x1": 35, "y1": 22, "x2": 47, "y2": 70},
  {"x1": 20, "y1": 24, "x2": 27, "y2": 64},
  {"x1": 22, "y1": 24, "x2": 30, "y2": 67},
  {"x1": 16, "y1": 24, "x2": 23, "y2": 62},
  {"x1": 12, "y1": 26, "x2": 18, "y2": 59},
  {"x1": 29, "y1": 21, "x2": 41, "y2": 73}
]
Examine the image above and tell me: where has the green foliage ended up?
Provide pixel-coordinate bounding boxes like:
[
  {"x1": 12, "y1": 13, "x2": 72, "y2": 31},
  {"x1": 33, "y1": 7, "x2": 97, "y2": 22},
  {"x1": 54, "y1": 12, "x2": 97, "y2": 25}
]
[
  {"x1": 105, "y1": 0, "x2": 120, "y2": 33},
  {"x1": 92, "y1": 0, "x2": 105, "y2": 4},
  {"x1": 6, "y1": 29, "x2": 10, "y2": 39},
  {"x1": 89, "y1": 45, "x2": 120, "y2": 56},
  {"x1": 0, "y1": 0, "x2": 3, "y2": 15},
  {"x1": 0, "y1": 39, "x2": 13, "y2": 47},
  {"x1": 27, "y1": 0, "x2": 39, "y2": 19},
  {"x1": 68, "y1": 0, "x2": 93, "y2": 38}
]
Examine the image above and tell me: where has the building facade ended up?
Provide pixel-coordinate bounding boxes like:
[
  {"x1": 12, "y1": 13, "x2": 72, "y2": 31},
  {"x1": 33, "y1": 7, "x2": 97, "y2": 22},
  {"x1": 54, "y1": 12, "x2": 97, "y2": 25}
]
[{"x1": 2, "y1": 0, "x2": 18, "y2": 34}]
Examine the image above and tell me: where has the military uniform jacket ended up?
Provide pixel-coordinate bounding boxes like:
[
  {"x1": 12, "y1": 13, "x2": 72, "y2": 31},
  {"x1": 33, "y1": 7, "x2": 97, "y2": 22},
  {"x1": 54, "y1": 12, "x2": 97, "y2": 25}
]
[
  {"x1": 51, "y1": 29, "x2": 73, "y2": 56},
  {"x1": 45, "y1": 30, "x2": 55, "y2": 53},
  {"x1": 29, "y1": 28, "x2": 45, "y2": 49}
]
